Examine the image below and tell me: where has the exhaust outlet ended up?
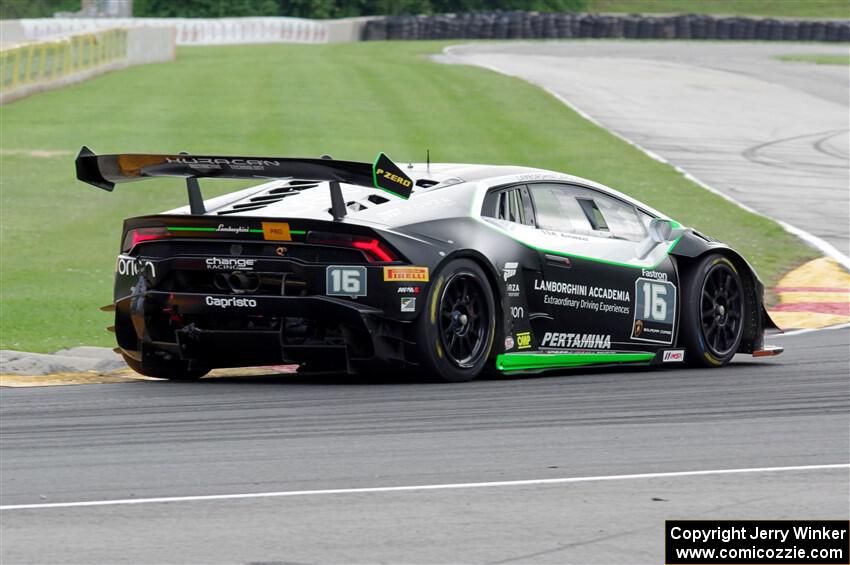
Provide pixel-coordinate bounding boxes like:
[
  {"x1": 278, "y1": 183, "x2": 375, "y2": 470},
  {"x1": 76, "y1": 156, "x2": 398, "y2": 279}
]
[
  {"x1": 228, "y1": 272, "x2": 260, "y2": 293},
  {"x1": 213, "y1": 273, "x2": 230, "y2": 291}
]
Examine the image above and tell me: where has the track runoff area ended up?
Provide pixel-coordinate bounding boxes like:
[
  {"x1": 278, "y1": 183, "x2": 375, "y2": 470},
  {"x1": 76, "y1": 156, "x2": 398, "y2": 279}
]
[{"x1": 2, "y1": 45, "x2": 849, "y2": 565}]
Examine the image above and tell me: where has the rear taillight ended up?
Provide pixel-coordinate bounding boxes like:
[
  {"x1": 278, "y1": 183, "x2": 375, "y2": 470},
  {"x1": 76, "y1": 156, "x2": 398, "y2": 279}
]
[
  {"x1": 307, "y1": 231, "x2": 398, "y2": 263},
  {"x1": 122, "y1": 227, "x2": 169, "y2": 252}
]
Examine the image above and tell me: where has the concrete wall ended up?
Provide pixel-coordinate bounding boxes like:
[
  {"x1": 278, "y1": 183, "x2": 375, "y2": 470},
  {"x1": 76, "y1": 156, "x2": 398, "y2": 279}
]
[{"x1": 1, "y1": 26, "x2": 174, "y2": 105}]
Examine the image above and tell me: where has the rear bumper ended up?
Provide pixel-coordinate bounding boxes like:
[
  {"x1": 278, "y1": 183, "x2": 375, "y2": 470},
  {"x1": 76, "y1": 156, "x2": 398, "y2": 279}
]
[{"x1": 116, "y1": 290, "x2": 411, "y2": 372}]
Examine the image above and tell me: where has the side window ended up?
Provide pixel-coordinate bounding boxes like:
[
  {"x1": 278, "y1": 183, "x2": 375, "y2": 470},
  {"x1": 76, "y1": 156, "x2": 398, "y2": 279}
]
[
  {"x1": 482, "y1": 186, "x2": 535, "y2": 226},
  {"x1": 528, "y1": 183, "x2": 648, "y2": 242}
]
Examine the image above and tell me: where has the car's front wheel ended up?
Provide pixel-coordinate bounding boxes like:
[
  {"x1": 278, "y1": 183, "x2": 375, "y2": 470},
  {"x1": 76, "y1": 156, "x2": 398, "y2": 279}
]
[
  {"x1": 680, "y1": 254, "x2": 746, "y2": 367},
  {"x1": 416, "y1": 259, "x2": 496, "y2": 382}
]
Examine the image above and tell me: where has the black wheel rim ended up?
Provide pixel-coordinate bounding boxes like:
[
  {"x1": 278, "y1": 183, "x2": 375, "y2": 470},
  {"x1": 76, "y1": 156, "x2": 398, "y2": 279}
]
[
  {"x1": 700, "y1": 263, "x2": 744, "y2": 357},
  {"x1": 438, "y1": 272, "x2": 490, "y2": 368}
]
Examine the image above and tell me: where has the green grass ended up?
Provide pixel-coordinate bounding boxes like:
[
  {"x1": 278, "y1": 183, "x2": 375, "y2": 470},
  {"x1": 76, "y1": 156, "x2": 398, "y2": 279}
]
[
  {"x1": 0, "y1": 42, "x2": 816, "y2": 352},
  {"x1": 775, "y1": 54, "x2": 850, "y2": 65},
  {"x1": 589, "y1": 0, "x2": 850, "y2": 18}
]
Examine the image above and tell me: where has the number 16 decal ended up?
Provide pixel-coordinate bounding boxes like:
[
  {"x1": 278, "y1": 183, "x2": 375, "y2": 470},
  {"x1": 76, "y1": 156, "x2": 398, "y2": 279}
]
[
  {"x1": 632, "y1": 278, "x2": 676, "y2": 344},
  {"x1": 326, "y1": 266, "x2": 367, "y2": 297}
]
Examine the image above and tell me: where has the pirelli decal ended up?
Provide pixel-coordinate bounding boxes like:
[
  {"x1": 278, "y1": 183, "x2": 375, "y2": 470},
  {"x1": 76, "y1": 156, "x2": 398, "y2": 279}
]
[
  {"x1": 261, "y1": 222, "x2": 291, "y2": 241},
  {"x1": 373, "y1": 152, "x2": 413, "y2": 199},
  {"x1": 384, "y1": 266, "x2": 429, "y2": 282}
]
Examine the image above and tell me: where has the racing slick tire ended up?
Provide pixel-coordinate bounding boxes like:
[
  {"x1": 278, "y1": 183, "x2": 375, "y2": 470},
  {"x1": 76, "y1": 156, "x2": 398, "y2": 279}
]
[
  {"x1": 122, "y1": 354, "x2": 209, "y2": 380},
  {"x1": 416, "y1": 259, "x2": 496, "y2": 382},
  {"x1": 680, "y1": 254, "x2": 746, "y2": 367}
]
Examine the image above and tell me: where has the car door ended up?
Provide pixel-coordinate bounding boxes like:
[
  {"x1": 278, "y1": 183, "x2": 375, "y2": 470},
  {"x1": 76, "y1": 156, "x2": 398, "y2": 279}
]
[{"x1": 524, "y1": 182, "x2": 679, "y2": 353}]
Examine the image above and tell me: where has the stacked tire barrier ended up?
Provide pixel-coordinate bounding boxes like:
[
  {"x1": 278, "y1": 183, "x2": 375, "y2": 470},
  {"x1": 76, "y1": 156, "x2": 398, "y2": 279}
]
[{"x1": 362, "y1": 12, "x2": 850, "y2": 42}]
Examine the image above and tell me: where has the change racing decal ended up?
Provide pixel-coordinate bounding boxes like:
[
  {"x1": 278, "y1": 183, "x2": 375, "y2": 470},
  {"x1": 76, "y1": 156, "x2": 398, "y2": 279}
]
[
  {"x1": 631, "y1": 276, "x2": 677, "y2": 344},
  {"x1": 205, "y1": 257, "x2": 256, "y2": 271}
]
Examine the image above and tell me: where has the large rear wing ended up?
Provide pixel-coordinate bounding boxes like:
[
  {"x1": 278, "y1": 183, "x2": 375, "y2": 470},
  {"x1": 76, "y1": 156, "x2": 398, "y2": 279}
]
[{"x1": 75, "y1": 146, "x2": 414, "y2": 216}]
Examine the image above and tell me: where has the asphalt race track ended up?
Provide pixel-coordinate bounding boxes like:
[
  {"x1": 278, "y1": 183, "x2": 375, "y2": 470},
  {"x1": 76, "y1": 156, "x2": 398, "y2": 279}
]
[
  {"x1": 1, "y1": 328, "x2": 847, "y2": 564},
  {"x1": 443, "y1": 41, "x2": 850, "y2": 260}
]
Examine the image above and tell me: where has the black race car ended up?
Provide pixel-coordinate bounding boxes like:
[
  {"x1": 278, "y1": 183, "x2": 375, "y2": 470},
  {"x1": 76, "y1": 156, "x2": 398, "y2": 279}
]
[{"x1": 76, "y1": 147, "x2": 783, "y2": 382}]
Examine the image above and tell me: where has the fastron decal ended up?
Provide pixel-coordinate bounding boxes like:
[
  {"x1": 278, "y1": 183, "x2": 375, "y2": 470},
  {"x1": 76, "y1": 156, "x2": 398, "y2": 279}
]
[{"x1": 540, "y1": 333, "x2": 611, "y2": 350}]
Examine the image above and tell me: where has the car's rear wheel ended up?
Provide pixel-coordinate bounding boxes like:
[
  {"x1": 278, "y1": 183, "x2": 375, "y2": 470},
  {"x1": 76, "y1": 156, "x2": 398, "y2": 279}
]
[
  {"x1": 416, "y1": 259, "x2": 496, "y2": 382},
  {"x1": 680, "y1": 254, "x2": 746, "y2": 367},
  {"x1": 122, "y1": 354, "x2": 209, "y2": 380}
]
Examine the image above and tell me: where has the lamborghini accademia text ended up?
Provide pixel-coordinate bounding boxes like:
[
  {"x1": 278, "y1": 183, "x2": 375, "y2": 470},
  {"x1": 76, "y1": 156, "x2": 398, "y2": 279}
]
[{"x1": 76, "y1": 147, "x2": 783, "y2": 381}]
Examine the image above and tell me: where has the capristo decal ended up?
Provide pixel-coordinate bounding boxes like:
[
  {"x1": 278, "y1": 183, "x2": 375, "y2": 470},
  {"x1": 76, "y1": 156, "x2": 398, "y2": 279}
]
[
  {"x1": 205, "y1": 257, "x2": 256, "y2": 271},
  {"x1": 631, "y1": 277, "x2": 677, "y2": 344},
  {"x1": 540, "y1": 333, "x2": 611, "y2": 349},
  {"x1": 116, "y1": 255, "x2": 156, "y2": 277},
  {"x1": 205, "y1": 296, "x2": 257, "y2": 308},
  {"x1": 383, "y1": 266, "x2": 429, "y2": 282}
]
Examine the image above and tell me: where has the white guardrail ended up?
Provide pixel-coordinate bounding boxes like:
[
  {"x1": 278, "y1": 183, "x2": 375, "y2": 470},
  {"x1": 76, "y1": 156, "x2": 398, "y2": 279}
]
[{"x1": 15, "y1": 17, "x2": 329, "y2": 45}]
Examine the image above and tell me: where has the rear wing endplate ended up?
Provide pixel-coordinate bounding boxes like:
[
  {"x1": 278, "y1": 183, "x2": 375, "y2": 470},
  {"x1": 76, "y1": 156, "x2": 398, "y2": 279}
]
[{"x1": 75, "y1": 146, "x2": 414, "y2": 203}]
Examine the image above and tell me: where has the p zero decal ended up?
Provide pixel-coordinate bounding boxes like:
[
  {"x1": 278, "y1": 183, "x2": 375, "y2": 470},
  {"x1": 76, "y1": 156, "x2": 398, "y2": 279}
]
[
  {"x1": 632, "y1": 277, "x2": 677, "y2": 344},
  {"x1": 384, "y1": 266, "x2": 429, "y2": 282},
  {"x1": 372, "y1": 153, "x2": 413, "y2": 199}
]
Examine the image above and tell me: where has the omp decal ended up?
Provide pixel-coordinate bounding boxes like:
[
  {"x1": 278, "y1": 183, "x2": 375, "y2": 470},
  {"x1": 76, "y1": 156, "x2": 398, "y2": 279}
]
[
  {"x1": 497, "y1": 351, "x2": 654, "y2": 372},
  {"x1": 540, "y1": 333, "x2": 611, "y2": 349},
  {"x1": 662, "y1": 350, "x2": 685, "y2": 363},
  {"x1": 205, "y1": 296, "x2": 257, "y2": 308},
  {"x1": 261, "y1": 222, "x2": 291, "y2": 241},
  {"x1": 384, "y1": 266, "x2": 429, "y2": 282},
  {"x1": 205, "y1": 257, "x2": 255, "y2": 271},
  {"x1": 516, "y1": 331, "x2": 532, "y2": 350},
  {"x1": 116, "y1": 255, "x2": 156, "y2": 277}
]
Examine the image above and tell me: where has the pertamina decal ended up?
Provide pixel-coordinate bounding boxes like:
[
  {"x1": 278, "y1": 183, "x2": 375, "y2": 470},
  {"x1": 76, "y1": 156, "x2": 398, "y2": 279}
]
[
  {"x1": 541, "y1": 333, "x2": 611, "y2": 349},
  {"x1": 261, "y1": 222, "x2": 291, "y2": 241},
  {"x1": 384, "y1": 266, "x2": 429, "y2": 282}
]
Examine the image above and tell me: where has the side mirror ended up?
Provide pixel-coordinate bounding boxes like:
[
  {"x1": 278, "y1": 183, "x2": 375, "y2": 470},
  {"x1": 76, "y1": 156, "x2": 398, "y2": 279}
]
[
  {"x1": 649, "y1": 218, "x2": 675, "y2": 243},
  {"x1": 637, "y1": 218, "x2": 686, "y2": 259}
]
